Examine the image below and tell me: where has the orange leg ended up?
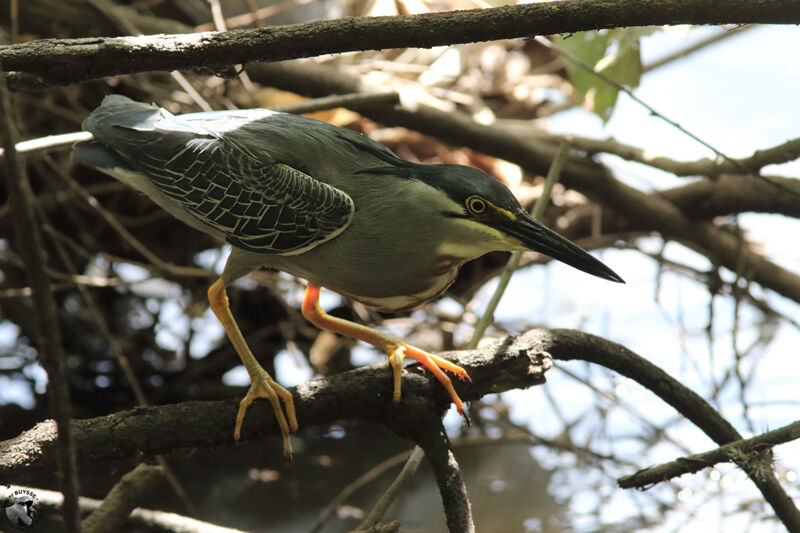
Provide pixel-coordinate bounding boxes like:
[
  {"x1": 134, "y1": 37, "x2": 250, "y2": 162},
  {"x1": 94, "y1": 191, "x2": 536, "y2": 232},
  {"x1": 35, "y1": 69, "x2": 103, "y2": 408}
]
[
  {"x1": 301, "y1": 284, "x2": 470, "y2": 416},
  {"x1": 208, "y1": 278, "x2": 298, "y2": 457}
]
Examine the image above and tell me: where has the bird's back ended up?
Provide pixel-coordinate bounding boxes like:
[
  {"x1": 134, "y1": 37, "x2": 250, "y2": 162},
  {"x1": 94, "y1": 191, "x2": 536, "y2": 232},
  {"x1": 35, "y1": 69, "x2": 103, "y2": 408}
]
[{"x1": 74, "y1": 95, "x2": 360, "y2": 256}]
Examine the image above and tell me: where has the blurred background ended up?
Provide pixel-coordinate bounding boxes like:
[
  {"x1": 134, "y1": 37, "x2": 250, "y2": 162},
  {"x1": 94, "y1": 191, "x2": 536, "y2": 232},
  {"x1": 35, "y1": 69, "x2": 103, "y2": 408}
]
[{"x1": 1, "y1": 0, "x2": 799, "y2": 531}]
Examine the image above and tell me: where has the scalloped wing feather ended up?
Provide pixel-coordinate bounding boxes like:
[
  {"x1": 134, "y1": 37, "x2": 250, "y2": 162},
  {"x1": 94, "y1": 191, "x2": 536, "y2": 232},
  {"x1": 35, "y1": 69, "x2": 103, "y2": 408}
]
[{"x1": 81, "y1": 96, "x2": 354, "y2": 255}]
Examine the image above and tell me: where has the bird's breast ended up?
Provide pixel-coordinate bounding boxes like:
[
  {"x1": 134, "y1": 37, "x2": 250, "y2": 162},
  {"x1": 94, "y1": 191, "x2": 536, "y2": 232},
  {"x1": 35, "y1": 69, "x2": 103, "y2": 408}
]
[{"x1": 339, "y1": 251, "x2": 468, "y2": 312}]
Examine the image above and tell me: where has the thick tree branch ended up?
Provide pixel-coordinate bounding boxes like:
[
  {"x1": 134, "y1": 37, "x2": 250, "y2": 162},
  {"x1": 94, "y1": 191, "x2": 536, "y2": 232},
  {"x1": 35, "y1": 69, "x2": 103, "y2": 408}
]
[
  {"x1": 0, "y1": 331, "x2": 551, "y2": 483},
  {"x1": 2, "y1": 0, "x2": 799, "y2": 89},
  {"x1": 417, "y1": 422, "x2": 474, "y2": 533},
  {"x1": 661, "y1": 174, "x2": 800, "y2": 219},
  {"x1": 3, "y1": 328, "x2": 798, "y2": 528}
]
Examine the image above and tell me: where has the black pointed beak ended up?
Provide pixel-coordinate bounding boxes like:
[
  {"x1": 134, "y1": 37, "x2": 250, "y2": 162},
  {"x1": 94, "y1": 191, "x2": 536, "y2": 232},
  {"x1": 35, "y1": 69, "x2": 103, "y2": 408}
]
[{"x1": 497, "y1": 210, "x2": 625, "y2": 283}]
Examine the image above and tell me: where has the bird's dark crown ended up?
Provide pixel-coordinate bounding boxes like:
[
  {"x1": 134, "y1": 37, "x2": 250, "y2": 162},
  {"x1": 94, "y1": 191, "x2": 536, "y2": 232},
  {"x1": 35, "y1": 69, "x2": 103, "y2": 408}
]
[{"x1": 343, "y1": 131, "x2": 523, "y2": 213}]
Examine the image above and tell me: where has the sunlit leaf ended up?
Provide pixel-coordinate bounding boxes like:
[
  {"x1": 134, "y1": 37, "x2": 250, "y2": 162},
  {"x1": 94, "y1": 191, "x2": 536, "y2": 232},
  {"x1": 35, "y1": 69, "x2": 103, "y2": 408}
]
[{"x1": 554, "y1": 28, "x2": 652, "y2": 122}]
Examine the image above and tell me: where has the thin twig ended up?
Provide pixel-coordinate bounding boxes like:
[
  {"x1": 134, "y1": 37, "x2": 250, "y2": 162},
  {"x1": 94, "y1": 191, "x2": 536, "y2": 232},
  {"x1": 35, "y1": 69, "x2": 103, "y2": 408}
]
[
  {"x1": 10, "y1": 0, "x2": 18, "y2": 43},
  {"x1": 0, "y1": 131, "x2": 92, "y2": 158},
  {"x1": 0, "y1": 71, "x2": 81, "y2": 533},
  {"x1": 310, "y1": 449, "x2": 414, "y2": 533},
  {"x1": 195, "y1": 0, "x2": 318, "y2": 31},
  {"x1": 468, "y1": 140, "x2": 569, "y2": 348},
  {"x1": 273, "y1": 92, "x2": 400, "y2": 115},
  {"x1": 358, "y1": 447, "x2": 425, "y2": 530},
  {"x1": 171, "y1": 70, "x2": 213, "y2": 112},
  {"x1": 549, "y1": 132, "x2": 800, "y2": 178},
  {"x1": 58, "y1": 165, "x2": 210, "y2": 277},
  {"x1": 643, "y1": 26, "x2": 752, "y2": 72},
  {"x1": 534, "y1": 36, "x2": 799, "y2": 196},
  {"x1": 535, "y1": 35, "x2": 735, "y2": 166},
  {"x1": 206, "y1": 0, "x2": 256, "y2": 98},
  {"x1": 619, "y1": 419, "x2": 800, "y2": 489}
]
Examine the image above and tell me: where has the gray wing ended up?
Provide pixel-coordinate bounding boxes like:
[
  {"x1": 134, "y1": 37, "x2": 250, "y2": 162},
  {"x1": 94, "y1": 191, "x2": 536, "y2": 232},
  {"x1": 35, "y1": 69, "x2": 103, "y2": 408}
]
[{"x1": 77, "y1": 96, "x2": 355, "y2": 255}]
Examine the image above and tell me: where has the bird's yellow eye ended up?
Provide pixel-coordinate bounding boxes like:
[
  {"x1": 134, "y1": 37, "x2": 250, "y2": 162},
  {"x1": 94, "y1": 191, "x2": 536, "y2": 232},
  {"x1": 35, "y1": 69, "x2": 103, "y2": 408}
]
[{"x1": 466, "y1": 196, "x2": 487, "y2": 214}]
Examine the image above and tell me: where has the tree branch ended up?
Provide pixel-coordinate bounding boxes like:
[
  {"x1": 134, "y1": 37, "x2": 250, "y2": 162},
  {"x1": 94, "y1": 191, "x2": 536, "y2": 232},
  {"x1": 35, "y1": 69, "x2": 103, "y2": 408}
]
[
  {"x1": 2, "y1": 0, "x2": 799, "y2": 89},
  {"x1": 417, "y1": 422, "x2": 474, "y2": 533},
  {"x1": 3, "y1": 485, "x2": 246, "y2": 533},
  {"x1": 0, "y1": 71, "x2": 81, "y2": 533},
  {"x1": 357, "y1": 447, "x2": 425, "y2": 530},
  {"x1": 661, "y1": 174, "x2": 800, "y2": 219},
  {"x1": 82, "y1": 463, "x2": 165, "y2": 533},
  {"x1": 0, "y1": 331, "x2": 551, "y2": 483},
  {"x1": 540, "y1": 328, "x2": 800, "y2": 531},
  {"x1": 4, "y1": 327, "x2": 798, "y2": 528},
  {"x1": 558, "y1": 133, "x2": 800, "y2": 177},
  {"x1": 619, "y1": 419, "x2": 800, "y2": 489}
]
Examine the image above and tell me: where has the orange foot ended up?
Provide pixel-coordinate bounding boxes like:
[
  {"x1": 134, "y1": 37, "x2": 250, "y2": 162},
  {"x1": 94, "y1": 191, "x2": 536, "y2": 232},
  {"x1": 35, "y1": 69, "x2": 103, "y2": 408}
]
[
  {"x1": 302, "y1": 284, "x2": 471, "y2": 420},
  {"x1": 388, "y1": 343, "x2": 471, "y2": 417}
]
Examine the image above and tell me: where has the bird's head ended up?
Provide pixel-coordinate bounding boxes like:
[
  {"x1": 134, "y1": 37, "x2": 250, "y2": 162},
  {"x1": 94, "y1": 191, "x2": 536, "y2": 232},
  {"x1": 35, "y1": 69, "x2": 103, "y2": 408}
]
[
  {"x1": 347, "y1": 132, "x2": 623, "y2": 283},
  {"x1": 362, "y1": 156, "x2": 624, "y2": 283},
  {"x1": 423, "y1": 164, "x2": 624, "y2": 283}
]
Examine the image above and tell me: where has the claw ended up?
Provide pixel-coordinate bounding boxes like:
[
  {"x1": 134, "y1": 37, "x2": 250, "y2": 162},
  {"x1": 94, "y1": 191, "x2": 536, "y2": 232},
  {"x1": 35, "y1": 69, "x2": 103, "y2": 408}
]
[
  {"x1": 209, "y1": 277, "x2": 297, "y2": 457},
  {"x1": 235, "y1": 368, "x2": 297, "y2": 458},
  {"x1": 388, "y1": 346, "x2": 406, "y2": 404},
  {"x1": 388, "y1": 343, "x2": 469, "y2": 417}
]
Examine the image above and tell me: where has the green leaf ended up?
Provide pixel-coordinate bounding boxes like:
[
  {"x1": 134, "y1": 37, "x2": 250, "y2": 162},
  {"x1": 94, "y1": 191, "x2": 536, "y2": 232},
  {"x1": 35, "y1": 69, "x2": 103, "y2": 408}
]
[{"x1": 554, "y1": 28, "x2": 651, "y2": 122}]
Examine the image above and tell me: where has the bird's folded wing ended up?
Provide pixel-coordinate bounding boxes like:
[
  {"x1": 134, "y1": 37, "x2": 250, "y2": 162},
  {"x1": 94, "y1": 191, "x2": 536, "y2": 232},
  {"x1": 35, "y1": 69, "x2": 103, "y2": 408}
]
[{"x1": 81, "y1": 98, "x2": 354, "y2": 255}]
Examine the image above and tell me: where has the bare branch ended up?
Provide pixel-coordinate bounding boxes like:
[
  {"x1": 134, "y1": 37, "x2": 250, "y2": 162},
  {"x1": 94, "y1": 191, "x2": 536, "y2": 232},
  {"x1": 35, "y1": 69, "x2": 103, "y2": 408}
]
[
  {"x1": 5, "y1": 485, "x2": 246, "y2": 533},
  {"x1": 0, "y1": 131, "x2": 92, "y2": 158},
  {"x1": 417, "y1": 422, "x2": 474, "y2": 533},
  {"x1": 4, "y1": 327, "x2": 798, "y2": 528},
  {"x1": 619, "y1": 420, "x2": 800, "y2": 489},
  {"x1": 662, "y1": 174, "x2": 800, "y2": 219},
  {"x1": 82, "y1": 463, "x2": 165, "y2": 533},
  {"x1": 2, "y1": 0, "x2": 799, "y2": 89},
  {"x1": 558, "y1": 133, "x2": 800, "y2": 177},
  {"x1": 541, "y1": 328, "x2": 800, "y2": 531},
  {"x1": 358, "y1": 447, "x2": 424, "y2": 529},
  {"x1": 0, "y1": 331, "x2": 551, "y2": 482},
  {"x1": 0, "y1": 71, "x2": 81, "y2": 533},
  {"x1": 312, "y1": 448, "x2": 415, "y2": 533},
  {"x1": 644, "y1": 25, "x2": 753, "y2": 72}
]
